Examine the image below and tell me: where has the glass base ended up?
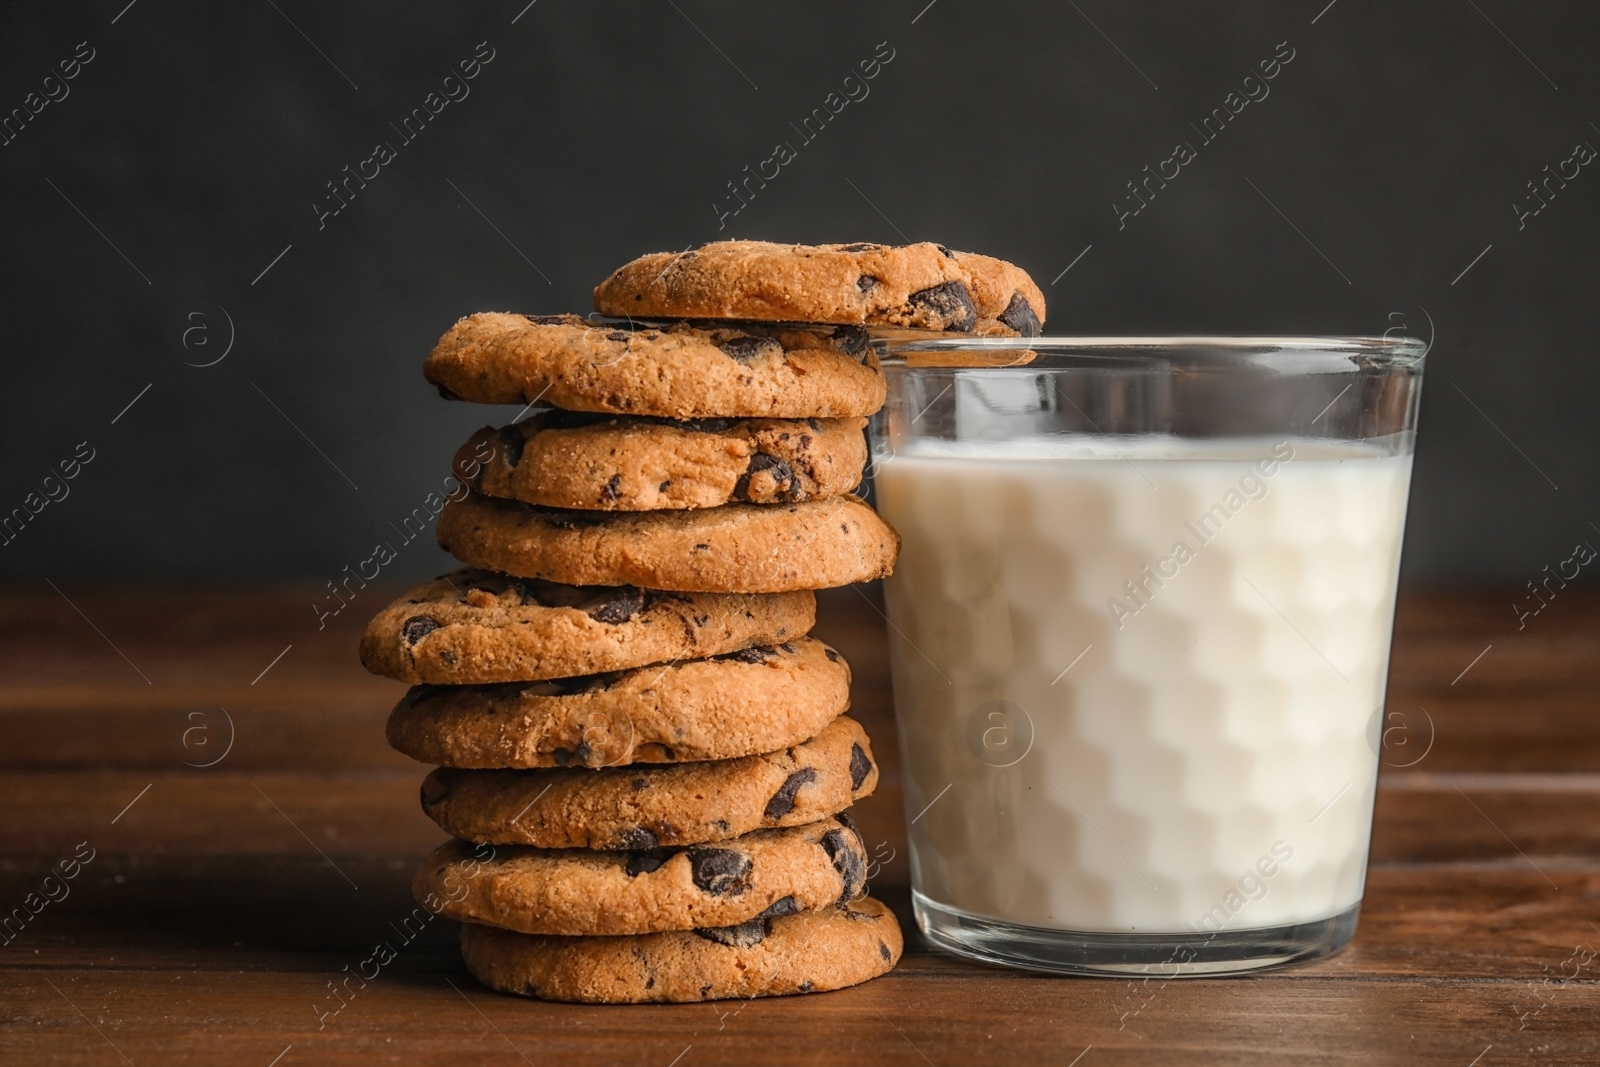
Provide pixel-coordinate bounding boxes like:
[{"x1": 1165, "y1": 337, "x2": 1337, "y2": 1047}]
[{"x1": 914, "y1": 891, "x2": 1361, "y2": 976}]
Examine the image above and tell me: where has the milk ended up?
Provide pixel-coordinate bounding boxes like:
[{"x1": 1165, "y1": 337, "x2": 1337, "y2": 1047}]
[{"x1": 875, "y1": 436, "x2": 1413, "y2": 933}]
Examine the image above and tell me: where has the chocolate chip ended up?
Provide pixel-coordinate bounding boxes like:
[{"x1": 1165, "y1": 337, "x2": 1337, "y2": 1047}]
[
  {"x1": 824, "y1": 648, "x2": 840, "y2": 663},
  {"x1": 588, "y1": 588, "x2": 645, "y2": 624},
  {"x1": 693, "y1": 614, "x2": 708, "y2": 627},
  {"x1": 838, "y1": 242, "x2": 882, "y2": 252},
  {"x1": 693, "y1": 918, "x2": 767, "y2": 948},
  {"x1": 601, "y1": 473, "x2": 622, "y2": 502},
  {"x1": 849, "y1": 744, "x2": 872, "y2": 790},
  {"x1": 550, "y1": 739, "x2": 592, "y2": 766},
  {"x1": 798, "y1": 980, "x2": 814, "y2": 993},
  {"x1": 752, "y1": 452, "x2": 792, "y2": 477},
  {"x1": 856, "y1": 274, "x2": 878, "y2": 292},
  {"x1": 879, "y1": 941, "x2": 892, "y2": 960},
  {"x1": 935, "y1": 243, "x2": 956, "y2": 258},
  {"x1": 439, "y1": 651, "x2": 457, "y2": 664},
  {"x1": 998, "y1": 291, "x2": 1042, "y2": 337},
  {"x1": 757, "y1": 896, "x2": 800, "y2": 920},
  {"x1": 806, "y1": 418, "x2": 822, "y2": 431},
  {"x1": 687, "y1": 847, "x2": 751, "y2": 896},
  {"x1": 724, "y1": 645, "x2": 775, "y2": 664},
  {"x1": 734, "y1": 452, "x2": 795, "y2": 501},
  {"x1": 400, "y1": 616, "x2": 440, "y2": 645},
  {"x1": 524, "y1": 314, "x2": 568, "y2": 326},
  {"x1": 907, "y1": 280, "x2": 977, "y2": 331},
  {"x1": 699, "y1": 983, "x2": 713, "y2": 997},
  {"x1": 496, "y1": 424, "x2": 527, "y2": 467},
  {"x1": 659, "y1": 480, "x2": 671, "y2": 492},
  {"x1": 631, "y1": 777, "x2": 647, "y2": 791},
  {"x1": 624, "y1": 847, "x2": 680, "y2": 877},
  {"x1": 614, "y1": 826, "x2": 658, "y2": 850},
  {"x1": 719, "y1": 336, "x2": 781, "y2": 363},
  {"x1": 605, "y1": 330, "x2": 630, "y2": 342},
  {"x1": 833, "y1": 325, "x2": 870, "y2": 357},
  {"x1": 763, "y1": 768, "x2": 818, "y2": 820},
  {"x1": 821, "y1": 829, "x2": 866, "y2": 902},
  {"x1": 779, "y1": 642, "x2": 794, "y2": 653}
]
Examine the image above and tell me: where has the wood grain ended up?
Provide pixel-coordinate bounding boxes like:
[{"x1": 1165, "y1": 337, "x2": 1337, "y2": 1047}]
[{"x1": 0, "y1": 584, "x2": 1596, "y2": 1064}]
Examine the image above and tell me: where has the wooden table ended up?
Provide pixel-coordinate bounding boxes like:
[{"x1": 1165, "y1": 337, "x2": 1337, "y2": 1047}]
[{"x1": 1, "y1": 584, "x2": 1597, "y2": 1065}]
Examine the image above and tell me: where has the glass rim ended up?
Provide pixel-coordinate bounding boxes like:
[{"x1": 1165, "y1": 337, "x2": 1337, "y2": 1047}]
[{"x1": 876, "y1": 333, "x2": 1428, "y2": 366}]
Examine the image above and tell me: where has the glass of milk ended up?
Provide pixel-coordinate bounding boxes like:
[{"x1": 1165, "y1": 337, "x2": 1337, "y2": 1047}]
[{"x1": 868, "y1": 336, "x2": 1426, "y2": 975}]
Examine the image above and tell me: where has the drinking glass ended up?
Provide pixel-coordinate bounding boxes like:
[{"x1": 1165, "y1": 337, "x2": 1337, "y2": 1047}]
[{"x1": 867, "y1": 335, "x2": 1426, "y2": 975}]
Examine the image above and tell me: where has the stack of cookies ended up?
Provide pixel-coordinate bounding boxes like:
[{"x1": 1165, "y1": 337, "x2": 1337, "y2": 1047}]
[{"x1": 359, "y1": 240, "x2": 1045, "y2": 1004}]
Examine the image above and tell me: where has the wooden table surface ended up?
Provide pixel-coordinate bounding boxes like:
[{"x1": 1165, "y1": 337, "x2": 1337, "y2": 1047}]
[{"x1": 1, "y1": 583, "x2": 1597, "y2": 1065}]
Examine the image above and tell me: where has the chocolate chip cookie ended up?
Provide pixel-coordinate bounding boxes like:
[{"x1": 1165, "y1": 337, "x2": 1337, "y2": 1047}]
[
  {"x1": 360, "y1": 569, "x2": 814, "y2": 684},
  {"x1": 459, "y1": 895, "x2": 902, "y2": 1003},
  {"x1": 592, "y1": 240, "x2": 1046, "y2": 336},
  {"x1": 437, "y1": 492, "x2": 899, "y2": 593},
  {"x1": 425, "y1": 313, "x2": 886, "y2": 418},
  {"x1": 419, "y1": 715, "x2": 878, "y2": 849},
  {"x1": 387, "y1": 636, "x2": 850, "y2": 769},
  {"x1": 414, "y1": 815, "x2": 869, "y2": 937},
  {"x1": 454, "y1": 411, "x2": 867, "y2": 511}
]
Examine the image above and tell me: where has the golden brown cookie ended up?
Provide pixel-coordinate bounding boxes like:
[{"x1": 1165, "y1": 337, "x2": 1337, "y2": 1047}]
[
  {"x1": 592, "y1": 240, "x2": 1045, "y2": 335},
  {"x1": 359, "y1": 569, "x2": 814, "y2": 684},
  {"x1": 386, "y1": 637, "x2": 851, "y2": 769},
  {"x1": 437, "y1": 492, "x2": 900, "y2": 593},
  {"x1": 424, "y1": 313, "x2": 885, "y2": 418},
  {"x1": 454, "y1": 411, "x2": 867, "y2": 511},
  {"x1": 459, "y1": 895, "x2": 902, "y2": 1003},
  {"x1": 419, "y1": 715, "x2": 879, "y2": 849},
  {"x1": 414, "y1": 815, "x2": 869, "y2": 936},
  {"x1": 950, "y1": 249, "x2": 1047, "y2": 336}
]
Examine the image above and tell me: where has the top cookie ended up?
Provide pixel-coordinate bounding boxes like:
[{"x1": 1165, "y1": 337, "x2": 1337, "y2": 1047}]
[
  {"x1": 593, "y1": 241, "x2": 1046, "y2": 336},
  {"x1": 425, "y1": 313, "x2": 886, "y2": 419}
]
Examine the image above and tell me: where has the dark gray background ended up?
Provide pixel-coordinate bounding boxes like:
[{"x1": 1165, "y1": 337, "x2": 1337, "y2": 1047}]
[{"x1": 1, "y1": 0, "x2": 1594, "y2": 585}]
